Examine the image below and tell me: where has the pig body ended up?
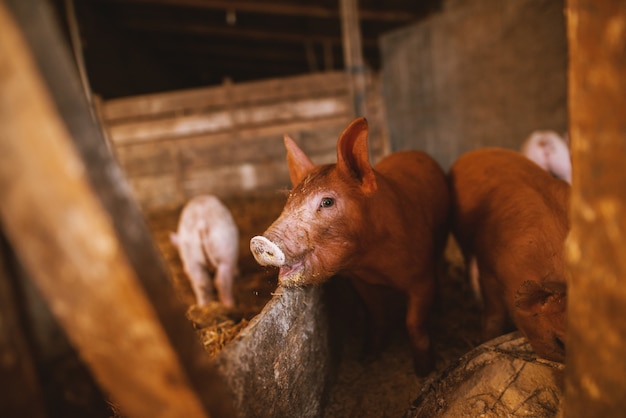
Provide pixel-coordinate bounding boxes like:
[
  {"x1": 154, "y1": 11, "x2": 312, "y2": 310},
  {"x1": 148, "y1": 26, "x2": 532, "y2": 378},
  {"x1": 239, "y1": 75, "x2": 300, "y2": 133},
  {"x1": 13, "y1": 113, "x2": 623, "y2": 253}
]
[
  {"x1": 171, "y1": 195, "x2": 239, "y2": 308},
  {"x1": 520, "y1": 130, "x2": 571, "y2": 184},
  {"x1": 250, "y1": 117, "x2": 450, "y2": 375},
  {"x1": 449, "y1": 148, "x2": 569, "y2": 363}
]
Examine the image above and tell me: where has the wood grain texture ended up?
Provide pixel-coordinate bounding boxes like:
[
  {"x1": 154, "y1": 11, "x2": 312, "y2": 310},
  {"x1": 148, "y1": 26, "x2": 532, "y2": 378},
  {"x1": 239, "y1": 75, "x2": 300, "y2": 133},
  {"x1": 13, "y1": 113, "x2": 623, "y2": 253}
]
[
  {"x1": 564, "y1": 0, "x2": 626, "y2": 416},
  {"x1": 0, "y1": 2, "x2": 232, "y2": 417}
]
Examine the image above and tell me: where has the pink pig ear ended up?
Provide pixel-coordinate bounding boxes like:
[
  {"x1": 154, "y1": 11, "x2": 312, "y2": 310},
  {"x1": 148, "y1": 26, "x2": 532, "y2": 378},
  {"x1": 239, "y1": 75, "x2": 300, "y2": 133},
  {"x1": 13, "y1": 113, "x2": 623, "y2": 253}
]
[
  {"x1": 284, "y1": 134, "x2": 316, "y2": 187},
  {"x1": 515, "y1": 280, "x2": 567, "y2": 314},
  {"x1": 336, "y1": 117, "x2": 377, "y2": 195}
]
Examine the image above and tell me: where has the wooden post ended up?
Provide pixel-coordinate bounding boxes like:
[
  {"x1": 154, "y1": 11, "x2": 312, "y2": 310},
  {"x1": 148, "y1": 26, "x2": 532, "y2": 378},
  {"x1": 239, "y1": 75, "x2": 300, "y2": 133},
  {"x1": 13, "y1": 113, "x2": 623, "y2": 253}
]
[
  {"x1": 64, "y1": 0, "x2": 94, "y2": 115},
  {"x1": 0, "y1": 237, "x2": 48, "y2": 418},
  {"x1": 340, "y1": 0, "x2": 367, "y2": 117},
  {"x1": 564, "y1": 1, "x2": 626, "y2": 416},
  {"x1": 0, "y1": 2, "x2": 235, "y2": 417}
]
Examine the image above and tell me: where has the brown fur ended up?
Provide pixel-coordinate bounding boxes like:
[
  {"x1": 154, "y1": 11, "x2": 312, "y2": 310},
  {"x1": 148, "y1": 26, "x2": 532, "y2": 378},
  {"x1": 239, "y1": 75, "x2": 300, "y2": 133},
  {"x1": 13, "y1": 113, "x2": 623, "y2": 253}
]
[
  {"x1": 260, "y1": 117, "x2": 450, "y2": 375},
  {"x1": 449, "y1": 148, "x2": 569, "y2": 363}
]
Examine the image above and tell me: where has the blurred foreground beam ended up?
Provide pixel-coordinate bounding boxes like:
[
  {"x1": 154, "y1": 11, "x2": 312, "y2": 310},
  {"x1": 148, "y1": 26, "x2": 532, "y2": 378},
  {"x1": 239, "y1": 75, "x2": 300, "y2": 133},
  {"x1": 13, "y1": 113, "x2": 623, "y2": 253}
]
[
  {"x1": 565, "y1": 0, "x2": 626, "y2": 416},
  {"x1": 0, "y1": 237, "x2": 47, "y2": 418},
  {"x1": 0, "y1": 2, "x2": 234, "y2": 417}
]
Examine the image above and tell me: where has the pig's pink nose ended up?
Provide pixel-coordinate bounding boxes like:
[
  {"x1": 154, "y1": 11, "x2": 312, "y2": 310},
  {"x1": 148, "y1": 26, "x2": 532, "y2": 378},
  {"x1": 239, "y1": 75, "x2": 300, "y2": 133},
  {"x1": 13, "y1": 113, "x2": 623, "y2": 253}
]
[{"x1": 250, "y1": 236, "x2": 285, "y2": 267}]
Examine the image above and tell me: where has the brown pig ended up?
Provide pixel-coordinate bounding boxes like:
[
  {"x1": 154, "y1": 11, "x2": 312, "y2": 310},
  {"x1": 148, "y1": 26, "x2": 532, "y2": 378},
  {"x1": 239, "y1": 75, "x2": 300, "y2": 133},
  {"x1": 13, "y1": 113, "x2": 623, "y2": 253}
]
[
  {"x1": 449, "y1": 148, "x2": 569, "y2": 363},
  {"x1": 250, "y1": 117, "x2": 450, "y2": 375}
]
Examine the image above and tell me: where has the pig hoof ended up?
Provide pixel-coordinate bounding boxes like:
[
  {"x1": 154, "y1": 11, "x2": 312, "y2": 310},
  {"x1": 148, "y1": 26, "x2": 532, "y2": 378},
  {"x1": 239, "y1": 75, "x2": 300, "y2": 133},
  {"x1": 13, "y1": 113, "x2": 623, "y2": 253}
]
[{"x1": 250, "y1": 236, "x2": 285, "y2": 267}]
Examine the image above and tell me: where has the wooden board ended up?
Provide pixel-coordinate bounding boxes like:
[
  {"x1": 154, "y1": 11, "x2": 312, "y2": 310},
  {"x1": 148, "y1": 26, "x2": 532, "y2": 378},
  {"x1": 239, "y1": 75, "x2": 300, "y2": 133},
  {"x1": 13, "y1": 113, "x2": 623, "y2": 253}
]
[
  {"x1": 0, "y1": 1, "x2": 236, "y2": 417},
  {"x1": 564, "y1": 0, "x2": 626, "y2": 416},
  {"x1": 0, "y1": 238, "x2": 47, "y2": 418},
  {"x1": 97, "y1": 70, "x2": 388, "y2": 211}
]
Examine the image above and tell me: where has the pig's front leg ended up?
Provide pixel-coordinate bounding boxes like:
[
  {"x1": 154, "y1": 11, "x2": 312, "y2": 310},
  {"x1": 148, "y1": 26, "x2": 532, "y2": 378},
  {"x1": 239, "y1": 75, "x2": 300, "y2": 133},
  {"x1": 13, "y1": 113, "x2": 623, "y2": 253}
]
[
  {"x1": 349, "y1": 279, "x2": 389, "y2": 360},
  {"x1": 406, "y1": 281, "x2": 435, "y2": 376},
  {"x1": 480, "y1": 272, "x2": 508, "y2": 341}
]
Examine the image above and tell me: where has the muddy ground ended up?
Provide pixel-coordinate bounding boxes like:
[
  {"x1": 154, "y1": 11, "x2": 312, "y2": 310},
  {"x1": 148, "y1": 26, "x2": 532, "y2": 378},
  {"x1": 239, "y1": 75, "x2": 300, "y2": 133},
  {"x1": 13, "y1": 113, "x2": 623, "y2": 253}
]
[{"x1": 146, "y1": 192, "x2": 484, "y2": 418}]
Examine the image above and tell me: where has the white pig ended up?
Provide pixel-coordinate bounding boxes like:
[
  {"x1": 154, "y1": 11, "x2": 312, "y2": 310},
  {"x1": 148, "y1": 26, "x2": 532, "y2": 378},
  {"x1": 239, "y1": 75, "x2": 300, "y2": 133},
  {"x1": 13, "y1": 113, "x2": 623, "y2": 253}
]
[
  {"x1": 170, "y1": 195, "x2": 239, "y2": 308},
  {"x1": 520, "y1": 130, "x2": 571, "y2": 184}
]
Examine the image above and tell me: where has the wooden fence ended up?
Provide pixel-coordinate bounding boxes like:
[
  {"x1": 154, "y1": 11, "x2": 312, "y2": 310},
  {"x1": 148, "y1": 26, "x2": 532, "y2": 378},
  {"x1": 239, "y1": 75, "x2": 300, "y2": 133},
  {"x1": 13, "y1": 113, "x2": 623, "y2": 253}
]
[{"x1": 96, "y1": 71, "x2": 388, "y2": 211}]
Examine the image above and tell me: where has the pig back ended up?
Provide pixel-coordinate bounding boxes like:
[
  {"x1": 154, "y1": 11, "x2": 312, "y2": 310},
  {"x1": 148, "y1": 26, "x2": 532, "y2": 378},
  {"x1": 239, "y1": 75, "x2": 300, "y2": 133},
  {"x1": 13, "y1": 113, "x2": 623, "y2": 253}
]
[
  {"x1": 449, "y1": 148, "x2": 569, "y2": 264},
  {"x1": 374, "y1": 150, "x2": 450, "y2": 255},
  {"x1": 449, "y1": 148, "x2": 569, "y2": 362}
]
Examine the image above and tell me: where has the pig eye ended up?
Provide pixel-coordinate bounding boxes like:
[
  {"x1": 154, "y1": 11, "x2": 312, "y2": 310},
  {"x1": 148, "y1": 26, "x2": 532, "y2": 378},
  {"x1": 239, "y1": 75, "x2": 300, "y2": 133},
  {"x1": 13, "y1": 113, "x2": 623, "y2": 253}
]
[{"x1": 320, "y1": 197, "x2": 335, "y2": 208}]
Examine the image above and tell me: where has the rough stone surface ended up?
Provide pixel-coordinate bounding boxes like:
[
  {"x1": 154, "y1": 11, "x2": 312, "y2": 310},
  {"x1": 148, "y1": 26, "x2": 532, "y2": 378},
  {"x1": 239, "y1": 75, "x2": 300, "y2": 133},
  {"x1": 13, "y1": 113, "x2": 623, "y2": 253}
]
[
  {"x1": 213, "y1": 285, "x2": 333, "y2": 418},
  {"x1": 405, "y1": 332, "x2": 564, "y2": 418}
]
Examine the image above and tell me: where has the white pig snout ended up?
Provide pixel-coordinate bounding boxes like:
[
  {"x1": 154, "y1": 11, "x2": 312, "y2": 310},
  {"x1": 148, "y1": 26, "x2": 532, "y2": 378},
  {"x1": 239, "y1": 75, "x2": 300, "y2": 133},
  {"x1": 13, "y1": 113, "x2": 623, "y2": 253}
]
[{"x1": 250, "y1": 236, "x2": 285, "y2": 267}]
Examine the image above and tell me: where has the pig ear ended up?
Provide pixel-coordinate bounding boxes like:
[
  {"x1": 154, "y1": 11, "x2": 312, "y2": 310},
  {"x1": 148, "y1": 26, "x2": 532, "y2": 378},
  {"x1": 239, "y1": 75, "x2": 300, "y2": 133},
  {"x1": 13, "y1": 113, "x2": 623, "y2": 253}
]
[
  {"x1": 515, "y1": 280, "x2": 567, "y2": 314},
  {"x1": 336, "y1": 117, "x2": 377, "y2": 195},
  {"x1": 284, "y1": 135, "x2": 315, "y2": 187}
]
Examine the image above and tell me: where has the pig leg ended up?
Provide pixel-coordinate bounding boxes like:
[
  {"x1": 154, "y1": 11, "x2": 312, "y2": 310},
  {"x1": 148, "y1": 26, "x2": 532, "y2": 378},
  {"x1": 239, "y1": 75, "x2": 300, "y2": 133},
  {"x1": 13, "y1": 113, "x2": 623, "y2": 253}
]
[
  {"x1": 406, "y1": 281, "x2": 435, "y2": 376},
  {"x1": 479, "y1": 272, "x2": 508, "y2": 341},
  {"x1": 214, "y1": 263, "x2": 236, "y2": 309},
  {"x1": 183, "y1": 262, "x2": 214, "y2": 307},
  {"x1": 349, "y1": 279, "x2": 388, "y2": 359},
  {"x1": 467, "y1": 256, "x2": 483, "y2": 304}
]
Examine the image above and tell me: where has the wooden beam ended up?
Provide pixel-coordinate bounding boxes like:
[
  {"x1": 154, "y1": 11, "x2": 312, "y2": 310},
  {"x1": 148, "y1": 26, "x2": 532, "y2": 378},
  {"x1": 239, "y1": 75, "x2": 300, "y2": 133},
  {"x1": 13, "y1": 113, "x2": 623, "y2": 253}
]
[
  {"x1": 122, "y1": 18, "x2": 381, "y2": 48},
  {"x1": 101, "y1": 0, "x2": 420, "y2": 22},
  {"x1": 340, "y1": 0, "x2": 367, "y2": 117},
  {"x1": 0, "y1": 1, "x2": 235, "y2": 417},
  {"x1": 564, "y1": 0, "x2": 626, "y2": 416},
  {"x1": 0, "y1": 237, "x2": 47, "y2": 418},
  {"x1": 64, "y1": 0, "x2": 94, "y2": 113}
]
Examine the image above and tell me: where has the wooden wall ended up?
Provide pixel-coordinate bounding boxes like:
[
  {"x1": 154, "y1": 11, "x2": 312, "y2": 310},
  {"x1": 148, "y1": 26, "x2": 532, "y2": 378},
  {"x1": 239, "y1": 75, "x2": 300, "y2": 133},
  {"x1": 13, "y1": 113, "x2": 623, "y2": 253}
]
[
  {"x1": 380, "y1": 0, "x2": 568, "y2": 170},
  {"x1": 96, "y1": 71, "x2": 389, "y2": 212}
]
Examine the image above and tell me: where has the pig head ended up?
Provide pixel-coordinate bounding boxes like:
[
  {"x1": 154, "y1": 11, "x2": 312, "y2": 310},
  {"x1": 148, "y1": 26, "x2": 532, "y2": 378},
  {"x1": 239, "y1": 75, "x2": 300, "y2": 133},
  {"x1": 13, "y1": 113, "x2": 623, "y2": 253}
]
[
  {"x1": 520, "y1": 130, "x2": 572, "y2": 184},
  {"x1": 449, "y1": 148, "x2": 569, "y2": 363},
  {"x1": 250, "y1": 117, "x2": 450, "y2": 375}
]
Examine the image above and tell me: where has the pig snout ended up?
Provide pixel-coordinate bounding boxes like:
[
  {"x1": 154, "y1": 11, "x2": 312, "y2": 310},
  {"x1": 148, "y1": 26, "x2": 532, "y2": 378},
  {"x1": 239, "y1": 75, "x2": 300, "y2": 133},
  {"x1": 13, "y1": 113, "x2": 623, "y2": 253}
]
[{"x1": 250, "y1": 236, "x2": 285, "y2": 267}]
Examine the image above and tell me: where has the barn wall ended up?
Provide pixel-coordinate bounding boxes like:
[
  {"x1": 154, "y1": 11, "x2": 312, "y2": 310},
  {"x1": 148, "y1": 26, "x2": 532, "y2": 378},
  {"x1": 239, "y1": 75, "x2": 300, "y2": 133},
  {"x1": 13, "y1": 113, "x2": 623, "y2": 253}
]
[
  {"x1": 380, "y1": 0, "x2": 567, "y2": 170},
  {"x1": 96, "y1": 70, "x2": 388, "y2": 212}
]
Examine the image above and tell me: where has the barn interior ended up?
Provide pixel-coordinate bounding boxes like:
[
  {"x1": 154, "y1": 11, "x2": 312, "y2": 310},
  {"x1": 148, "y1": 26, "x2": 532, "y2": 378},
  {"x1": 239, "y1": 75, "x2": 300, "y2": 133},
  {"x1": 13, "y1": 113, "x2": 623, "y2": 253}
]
[{"x1": 1, "y1": 0, "x2": 625, "y2": 417}]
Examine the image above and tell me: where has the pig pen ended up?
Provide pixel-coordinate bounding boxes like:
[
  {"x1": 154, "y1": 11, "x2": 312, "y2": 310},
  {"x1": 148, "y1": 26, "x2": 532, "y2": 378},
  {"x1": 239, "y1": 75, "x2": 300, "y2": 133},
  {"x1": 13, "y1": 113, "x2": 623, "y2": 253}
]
[
  {"x1": 144, "y1": 192, "x2": 565, "y2": 418},
  {"x1": 94, "y1": 70, "x2": 565, "y2": 417},
  {"x1": 142, "y1": 191, "x2": 487, "y2": 418}
]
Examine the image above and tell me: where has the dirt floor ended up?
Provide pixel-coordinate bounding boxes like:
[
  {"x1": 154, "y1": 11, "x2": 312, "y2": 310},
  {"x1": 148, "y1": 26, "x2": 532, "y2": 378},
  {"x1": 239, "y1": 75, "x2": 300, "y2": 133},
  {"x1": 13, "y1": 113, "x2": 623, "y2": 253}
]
[
  {"x1": 321, "y1": 238, "x2": 483, "y2": 418},
  {"x1": 145, "y1": 192, "x2": 484, "y2": 418}
]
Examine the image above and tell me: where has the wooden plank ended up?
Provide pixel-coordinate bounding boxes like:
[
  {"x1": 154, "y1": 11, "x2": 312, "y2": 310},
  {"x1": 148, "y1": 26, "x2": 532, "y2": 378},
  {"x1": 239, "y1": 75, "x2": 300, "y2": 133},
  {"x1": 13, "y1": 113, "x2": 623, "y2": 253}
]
[
  {"x1": 123, "y1": 17, "x2": 371, "y2": 49},
  {"x1": 1, "y1": 1, "x2": 235, "y2": 417},
  {"x1": 64, "y1": 0, "x2": 93, "y2": 112},
  {"x1": 182, "y1": 162, "x2": 290, "y2": 198},
  {"x1": 126, "y1": 174, "x2": 182, "y2": 211},
  {"x1": 181, "y1": 148, "x2": 338, "y2": 197},
  {"x1": 113, "y1": 115, "x2": 350, "y2": 176},
  {"x1": 107, "y1": 95, "x2": 352, "y2": 145},
  {"x1": 102, "y1": 71, "x2": 349, "y2": 122},
  {"x1": 176, "y1": 117, "x2": 349, "y2": 170},
  {"x1": 340, "y1": 0, "x2": 367, "y2": 117},
  {"x1": 0, "y1": 238, "x2": 47, "y2": 418},
  {"x1": 564, "y1": 1, "x2": 626, "y2": 416},
  {"x1": 114, "y1": 141, "x2": 177, "y2": 177}
]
